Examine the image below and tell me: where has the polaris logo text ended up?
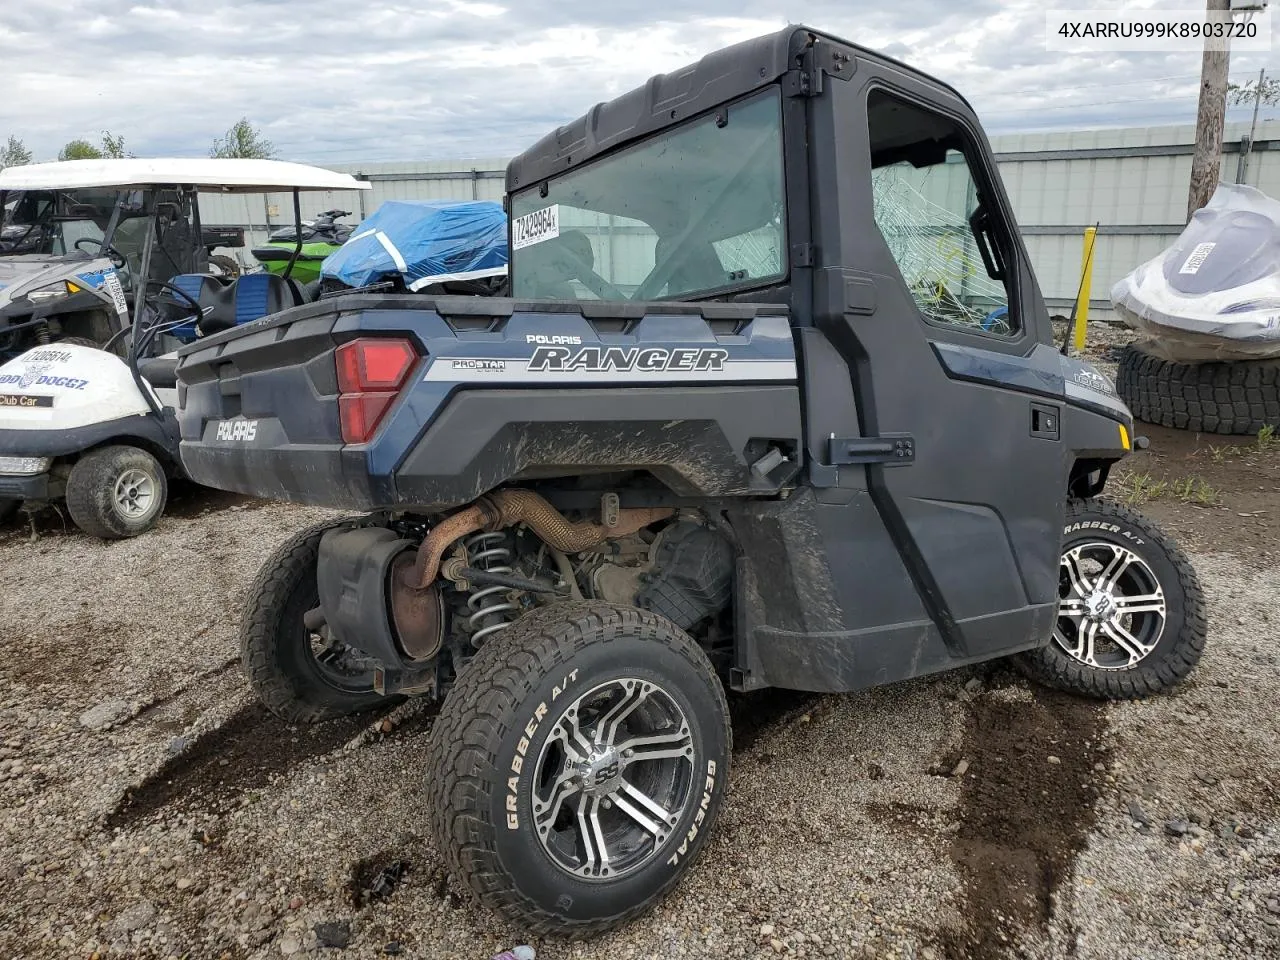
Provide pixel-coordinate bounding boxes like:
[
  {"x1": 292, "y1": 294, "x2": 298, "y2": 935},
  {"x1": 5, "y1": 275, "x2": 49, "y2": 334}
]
[
  {"x1": 525, "y1": 334, "x2": 582, "y2": 345},
  {"x1": 528, "y1": 346, "x2": 729, "y2": 373},
  {"x1": 216, "y1": 419, "x2": 258, "y2": 442}
]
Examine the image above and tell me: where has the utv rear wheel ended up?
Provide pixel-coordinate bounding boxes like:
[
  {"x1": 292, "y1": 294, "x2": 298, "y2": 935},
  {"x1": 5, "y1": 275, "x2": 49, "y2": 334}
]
[
  {"x1": 428, "y1": 602, "x2": 731, "y2": 937},
  {"x1": 1017, "y1": 498, "x2": 1206, "y2": 699},
  {"x1": 241, "y1": 519, "x2": 395, "y2": 723},
  {"x1": 65, "y1": 445, "x2": 168, "y2": 539}
]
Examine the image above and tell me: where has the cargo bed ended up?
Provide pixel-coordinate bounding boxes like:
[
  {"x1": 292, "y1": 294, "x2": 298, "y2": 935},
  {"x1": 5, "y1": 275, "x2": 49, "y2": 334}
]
[{"x1": 174, "y1": 294, "x2": 802, "y2": 512}]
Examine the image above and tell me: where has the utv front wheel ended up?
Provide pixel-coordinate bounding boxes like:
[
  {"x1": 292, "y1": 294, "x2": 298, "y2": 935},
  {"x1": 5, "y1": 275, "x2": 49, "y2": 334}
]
[
  {"x1": 1018, "y1": 498, "x2": 1206, "y2": 699},
  {"x1": 241, "y1": 520, "x2": 395, "y2": 723},
  {"x1": 65, "y1": 444, "x2": 168, "y2": 539},
  {"x1": 428, "y1": 602, "x2": 731, "y2": 937}
]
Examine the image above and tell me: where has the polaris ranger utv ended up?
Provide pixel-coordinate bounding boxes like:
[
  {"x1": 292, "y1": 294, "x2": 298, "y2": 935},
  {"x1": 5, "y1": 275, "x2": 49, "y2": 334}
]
[{"x1": 174, "y1": 26, "x2": 1206, "y2": 938}]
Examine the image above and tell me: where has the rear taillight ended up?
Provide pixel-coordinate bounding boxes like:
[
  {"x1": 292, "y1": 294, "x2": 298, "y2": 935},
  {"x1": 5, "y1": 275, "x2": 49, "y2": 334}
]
[{"x1": 335, "y1": 338, "x2": 417, "y2": 444}]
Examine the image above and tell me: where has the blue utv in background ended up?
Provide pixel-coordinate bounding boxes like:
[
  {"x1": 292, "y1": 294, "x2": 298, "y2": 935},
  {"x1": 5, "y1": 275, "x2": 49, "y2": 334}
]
[{"x1": 319, "y1": 199, "x2": 508, "y2": 297}]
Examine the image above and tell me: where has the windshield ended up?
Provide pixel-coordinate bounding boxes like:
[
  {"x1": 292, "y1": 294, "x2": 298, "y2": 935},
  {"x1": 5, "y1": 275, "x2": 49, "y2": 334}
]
[
  {"x1": 0, "y1": 189, "x2": 145, "y2": 257},
  {"x1": 510, "y1": 87, "x2": 787, "y2": 301}
]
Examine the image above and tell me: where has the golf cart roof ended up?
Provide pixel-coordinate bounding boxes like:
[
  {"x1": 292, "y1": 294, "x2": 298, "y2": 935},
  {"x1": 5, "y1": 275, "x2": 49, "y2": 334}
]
[{"x1": 0, "y1": 158, "x2": 370, "y2": 194}]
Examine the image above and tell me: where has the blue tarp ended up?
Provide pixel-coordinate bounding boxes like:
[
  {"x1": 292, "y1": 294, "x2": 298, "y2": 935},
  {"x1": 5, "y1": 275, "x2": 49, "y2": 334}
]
[{"x1": 320, "y1": 200, "x2": 507, "y2": 290}]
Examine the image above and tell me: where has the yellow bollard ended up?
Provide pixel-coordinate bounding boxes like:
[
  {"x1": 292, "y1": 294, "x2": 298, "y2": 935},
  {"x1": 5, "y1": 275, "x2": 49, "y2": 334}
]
[{"x1": 1074, "y1": 226, "x2": 1097, "y2": 353}]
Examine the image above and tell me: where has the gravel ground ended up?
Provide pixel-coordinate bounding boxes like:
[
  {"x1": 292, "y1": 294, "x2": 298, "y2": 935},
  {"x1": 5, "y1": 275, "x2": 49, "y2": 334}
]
[{"x1": 0, "y1": 329, "x2": 1277, "y2": 960}]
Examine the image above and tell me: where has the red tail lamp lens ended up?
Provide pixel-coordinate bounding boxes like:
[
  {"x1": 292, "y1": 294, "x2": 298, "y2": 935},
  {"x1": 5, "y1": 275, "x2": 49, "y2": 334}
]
[
  {"x1": 334, "y1": 338, "x2": 417, "y2": 444},
  {"x1": 336, "y1": 338, "x2": 416, "y2": 393},
  {"x1": 339, "y1": 394, "x2": 397, "y2": 444}
]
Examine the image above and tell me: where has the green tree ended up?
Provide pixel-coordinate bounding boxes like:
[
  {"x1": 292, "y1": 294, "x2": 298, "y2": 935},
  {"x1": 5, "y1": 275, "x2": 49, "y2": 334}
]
[
  {"x1": 1228, "y1": 74, "x2": 1280, "y2": 107},
  {"x1": 100, "y1": 131, "x2": 130, "y2": 159},
  {"x1": 210, "y1": 118, "x2": 276, "y2": 159},
  {"x1": 58, "y1": 139, "x2": 103, "y2": 161},
  {"x1": 57, "y1": 131, "x2": 131, "y2": 162},
  {"x1": 0, "y1": 136, "x2": 33, "y2": 169}
]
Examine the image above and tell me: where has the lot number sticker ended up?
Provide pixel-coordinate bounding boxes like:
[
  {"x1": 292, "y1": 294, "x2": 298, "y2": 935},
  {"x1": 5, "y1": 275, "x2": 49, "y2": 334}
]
[
  {"x1": 1179, "y1": 242, "x2": 1216, "y2": 275},
  {"x1": 103, "y1": 271, "x2": 128, "y2": 315},
  {"x1": 512, "y1": 205, "x2": 560, "y2": 251}
]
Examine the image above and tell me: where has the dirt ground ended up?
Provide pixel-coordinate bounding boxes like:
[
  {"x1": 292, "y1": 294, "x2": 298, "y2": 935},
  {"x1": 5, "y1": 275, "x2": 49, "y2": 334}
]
[{"x1": 1, "y1": 330, "x2": 1278, "y2": 960}]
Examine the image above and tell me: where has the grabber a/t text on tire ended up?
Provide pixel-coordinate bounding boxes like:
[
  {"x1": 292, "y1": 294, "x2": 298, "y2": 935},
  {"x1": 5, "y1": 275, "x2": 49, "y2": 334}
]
[
  {"x1": 241, "y1": 519, "x2": 396, "y2": 723},
  {"x1": 428, "y1": 602, "x2": 731, "y2": 937},
  {"x1": 1017, "y1": 498, "x2": 1207, "y2": 699}
]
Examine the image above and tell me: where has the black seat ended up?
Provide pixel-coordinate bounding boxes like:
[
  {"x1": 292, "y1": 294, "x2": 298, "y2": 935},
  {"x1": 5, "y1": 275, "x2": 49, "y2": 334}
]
[
  {"x1": 159, "y1": 272, "x2": 303, "y2": 344},
  {"x1": 164, "y1": 274, "x2": 229, "y2": 343},
  {"x1": 519, "y1": 230, "x2": 595, "y2": 299},
  {"x1": 139, "y1": 356, "x2": 179, "y2": 389},
  {"x1": 199, "y1": 273, "x2": 301, "y2": 336}
]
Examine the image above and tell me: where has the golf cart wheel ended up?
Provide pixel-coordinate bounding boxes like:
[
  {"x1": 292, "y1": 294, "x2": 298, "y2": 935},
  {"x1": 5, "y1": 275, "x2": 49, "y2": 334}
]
[
  {"x1": 428, "y1": 602, "x2": 731, "y2": 938},
  {"x1": 1017, "y1": 498, "x2": 1206, "y2": 699},
  {"x1": 241, "y1": 519, "x2": 397, "y2": 723},
  {"x1": 65, "y1": 444, "x2": 168, "y2": 539}
]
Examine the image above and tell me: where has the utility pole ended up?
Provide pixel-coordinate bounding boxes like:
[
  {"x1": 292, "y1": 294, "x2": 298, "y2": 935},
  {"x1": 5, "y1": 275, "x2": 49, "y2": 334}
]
[
  {"x1": 1187, "y1": 0, "x2": 1232, "y2": 219},
  {"x1": 1236, "y1": 66, "x2": 1266, "y2": 183}
]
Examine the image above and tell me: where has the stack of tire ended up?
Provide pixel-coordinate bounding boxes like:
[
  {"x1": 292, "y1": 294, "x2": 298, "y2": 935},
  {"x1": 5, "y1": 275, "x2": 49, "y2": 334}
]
[{"x1": 1117, "y1": 343, "x2": 1280, "y2": 435}]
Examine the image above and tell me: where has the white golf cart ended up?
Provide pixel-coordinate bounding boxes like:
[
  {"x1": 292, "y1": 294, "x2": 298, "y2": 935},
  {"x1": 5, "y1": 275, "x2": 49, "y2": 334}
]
[{"x1": 0, "y1": 158, "x2": 369, "y2": 537}]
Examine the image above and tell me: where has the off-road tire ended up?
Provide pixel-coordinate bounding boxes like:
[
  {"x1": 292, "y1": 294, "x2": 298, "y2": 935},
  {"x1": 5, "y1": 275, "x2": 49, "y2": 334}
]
[
  {"x1": 59, "y1": 337, "x2": 100, "y2": 348},
  {"x1": 1117, "y1": 342, "x2": 1280, "y2": 435},
  {"x1": 208, "y1": 254, "x2": 241, "y2": 278},
  {"x1": 427, "y1": 601, "x2": 731, "y2": 938},
  {"x1": 241, "y1": 519, "x2": 396, "y2": 723},
  {"x1": 1016, "y1": 498, "x2": 1206, "y2": 699},
  {"x1": 65, "y1": 444, "x2": 168, "y2": 539}
]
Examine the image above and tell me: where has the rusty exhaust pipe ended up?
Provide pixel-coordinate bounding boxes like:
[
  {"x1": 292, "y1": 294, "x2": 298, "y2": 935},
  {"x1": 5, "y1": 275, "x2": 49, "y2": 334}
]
[{"x1": 411, "y1": 489, "x2": 672, "y2": 588}]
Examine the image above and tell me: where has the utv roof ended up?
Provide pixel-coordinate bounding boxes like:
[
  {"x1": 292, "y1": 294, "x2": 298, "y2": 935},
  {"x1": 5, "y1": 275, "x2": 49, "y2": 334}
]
[
  {"x1": 0, "y1": 158, "x2": 370, "y2": 194},
  {"x1": 506, "y1": 23, "x2": 971, "y2": 192}
]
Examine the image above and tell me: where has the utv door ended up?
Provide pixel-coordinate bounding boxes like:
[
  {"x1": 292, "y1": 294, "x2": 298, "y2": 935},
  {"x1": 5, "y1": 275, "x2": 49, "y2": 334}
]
[{"x1": 755, "y1": 56, "x2": 1069, "y2": 686}]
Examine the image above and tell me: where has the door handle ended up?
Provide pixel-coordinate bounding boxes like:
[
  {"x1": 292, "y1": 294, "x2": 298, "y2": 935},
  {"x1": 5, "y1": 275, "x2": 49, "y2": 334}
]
[{"x1": 1030, "y1": 402, "x2": 1060, "y2": 440}]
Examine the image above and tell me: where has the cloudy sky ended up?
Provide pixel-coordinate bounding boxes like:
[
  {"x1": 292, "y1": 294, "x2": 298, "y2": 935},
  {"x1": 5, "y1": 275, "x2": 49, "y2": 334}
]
[{"x1": 4, "y1": 0, "x2": 1277, "y2": 166}]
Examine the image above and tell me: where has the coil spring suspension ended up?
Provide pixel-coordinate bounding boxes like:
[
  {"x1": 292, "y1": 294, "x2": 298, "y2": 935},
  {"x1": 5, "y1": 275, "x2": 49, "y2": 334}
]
[
  {"x1": 463, "y1": 531, "x2": 522, "y2": 646},
  {"x1": 34, "y1": 326, "x2": 50, "y2": 345}
]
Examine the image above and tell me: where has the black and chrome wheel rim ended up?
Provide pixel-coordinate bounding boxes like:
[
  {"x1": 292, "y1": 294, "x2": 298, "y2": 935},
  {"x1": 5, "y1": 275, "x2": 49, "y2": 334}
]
[
  {"x1": 1056, "y1": 541, "x2": 1167, "y2": 669},
  {"x1": 531, "y1": 678, "x2": 695, "y2": 881}
]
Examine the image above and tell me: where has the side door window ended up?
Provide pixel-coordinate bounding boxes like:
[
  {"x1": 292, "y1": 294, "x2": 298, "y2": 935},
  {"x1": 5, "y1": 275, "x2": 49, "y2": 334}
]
[{"x1": 867, "y1": 89, "x2": 1017, "y2": 338}]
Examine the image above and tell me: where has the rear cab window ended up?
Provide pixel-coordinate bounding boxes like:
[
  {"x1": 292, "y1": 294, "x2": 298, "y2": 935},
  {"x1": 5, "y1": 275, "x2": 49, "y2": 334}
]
[{"x1": 510, "y1": 89, "x2": 787, "y2": 302}]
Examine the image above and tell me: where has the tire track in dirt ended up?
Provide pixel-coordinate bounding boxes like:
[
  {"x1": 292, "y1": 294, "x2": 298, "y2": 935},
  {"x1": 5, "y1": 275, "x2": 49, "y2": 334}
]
[
  {"x1": 937, "y1": 682, "x2": 1109, "y2": 959},
  {"x1": 105, "y1": 701, "x2": 384, "y2": 830}
]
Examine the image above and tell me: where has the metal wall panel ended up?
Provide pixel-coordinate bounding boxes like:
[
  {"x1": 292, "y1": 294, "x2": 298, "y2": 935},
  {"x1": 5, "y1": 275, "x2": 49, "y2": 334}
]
[{"x1": 193, "y1": 123, "x2": 1280, "y2": 323}]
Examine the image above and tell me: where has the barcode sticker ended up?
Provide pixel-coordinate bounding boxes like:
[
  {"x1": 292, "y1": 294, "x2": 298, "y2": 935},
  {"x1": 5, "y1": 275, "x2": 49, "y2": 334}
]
[
  {"x1": 511, "y1": 205, "x2": 560, "y2": 251},
  {"x1": 1179, "y1": 242, "x2": 1216, "y2": 275}
]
